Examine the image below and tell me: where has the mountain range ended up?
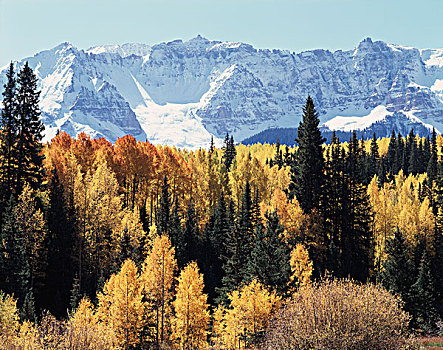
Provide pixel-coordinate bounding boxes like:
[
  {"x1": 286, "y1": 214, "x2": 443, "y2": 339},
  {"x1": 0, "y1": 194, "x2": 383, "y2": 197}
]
[{"x1": 1, "y1": 36, "x2": 443, "y2": 147}]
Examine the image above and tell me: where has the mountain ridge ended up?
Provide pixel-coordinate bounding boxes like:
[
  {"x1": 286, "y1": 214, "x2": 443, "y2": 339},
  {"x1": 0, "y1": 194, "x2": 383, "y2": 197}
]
[{"x1": 1, "y1": 36, "x2": 443, "y2": 147}]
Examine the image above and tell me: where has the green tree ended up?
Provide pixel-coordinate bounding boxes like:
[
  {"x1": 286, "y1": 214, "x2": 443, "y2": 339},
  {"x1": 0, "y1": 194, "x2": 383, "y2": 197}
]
[
  {"x1": 289, "y1": 96, "x2": 325, "y2": 213},
  {"x1": 0, "y1": 62, "x2": 18, "y2": 205},
  {"x1": 156, "y1": 174, "x2": 171, "y2": 236},
  {"x1": 14, "y1": 62, "x2": 45, "y2": 194},
  {"x1": 410, "y1": 251, "x2": 439, "y2": 331},
  {"x1": 248, "y1": 211, "x2": 290, "y2": 294},
  {"x1": 379, "y1": 229, "x2": 415, "y2": 314}
]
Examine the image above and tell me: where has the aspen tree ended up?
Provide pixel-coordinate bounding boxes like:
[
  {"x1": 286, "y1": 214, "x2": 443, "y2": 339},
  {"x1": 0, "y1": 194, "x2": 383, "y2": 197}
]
[
  {"x1": 289, "y1": 243, "x2": 313, "y2": 290},
  {"x1": 141, "y1": 234, "x2": 177, "y2": 346},
  {"x1": 172, "y1": 261, "x2": 209, "y2": 349},
  {"x1": 98, "y1": 259, "x2": 145, "y2": 349}
]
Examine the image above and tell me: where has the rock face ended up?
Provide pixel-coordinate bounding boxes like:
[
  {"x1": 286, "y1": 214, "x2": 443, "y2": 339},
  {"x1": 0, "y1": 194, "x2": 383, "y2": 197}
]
[{"x1": 1, "y1": 37, "x2": 443, "y2": 146}]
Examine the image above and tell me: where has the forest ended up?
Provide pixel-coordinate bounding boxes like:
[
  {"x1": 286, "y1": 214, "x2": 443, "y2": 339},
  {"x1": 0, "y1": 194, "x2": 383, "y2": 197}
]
[{"x1": 0, "y1": 62, "x2": 442, "y2": 349}]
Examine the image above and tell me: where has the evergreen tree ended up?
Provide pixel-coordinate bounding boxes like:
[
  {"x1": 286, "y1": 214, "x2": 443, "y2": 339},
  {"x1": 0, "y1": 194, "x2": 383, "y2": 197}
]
[
  {"x1": 14, "y1": 62, "x2": 45, "y2": 194},
  {"x1": 248, "y1": 211, "x2": 290, "y2": 294},
  {"x1": 379, "y1": 229, "x2": 415, "y2": 314},
  {"x1": 289, "y1": 96, "x2": 325, "y2": 212},
  {"x1": 202, "y1": 194, "x2": 230, "y2": 303},
  {"x1": 386, "y1": 129, "x2": 397, "y2": 177},
  {"x1": 69, "y1": 273, "x2": 81, "y2": 312},
  {"x1": 178, "y1": 199, "x2": 200, "y2": 268},
  {"x1": 410, "y1": 251, "x2": 439, "y2": 331},
  {"x1": 0, "y1": 62, "x2": 18, "y2": 206},
  {"x1": 156, "y1": 174, "x2": 171, "y2": 236},
  {"x1": 427, "y1": 128, "x2": 438, "y2": 181},
  {"x1": 408, "y1": 134, "x2": 419, "y2": 175},
  {"x1": 222, "y1": 133, "x2": 237, "y2": 171},
  {"x1": 0, "y1": 196, "x2": 29, "y2": 303},
  {"x1": 169, "y1": 197, "x2": 182, "y2": 254},
  {"x1": 21, "y1": 289, "x2": 36, "y2": 323},
  {"x1": 341, "y1": 133, "x2": 373, "y2": 281},
  {"x1": 218, "y1": 184, "x2": 253, "y2": 301},
  {"x1": 367, "y1": 132, "x2": 379, "y2": 180},
  {"x1": 43, "y1": 168, "x2": 74, "y2": 318},
  {"x1": 274, "y1": 138, "x2": 283, "y2": 169}
]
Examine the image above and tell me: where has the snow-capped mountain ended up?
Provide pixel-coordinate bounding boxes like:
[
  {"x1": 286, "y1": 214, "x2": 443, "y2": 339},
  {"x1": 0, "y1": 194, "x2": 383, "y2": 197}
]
[{"x1": 1, "y1": 36, "x2": 443, "y2": 147}]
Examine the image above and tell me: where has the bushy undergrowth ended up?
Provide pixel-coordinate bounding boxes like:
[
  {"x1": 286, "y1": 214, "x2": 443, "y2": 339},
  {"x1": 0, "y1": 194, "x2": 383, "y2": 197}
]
[{"x1": 263, "y1": 279, "x2": 417, "y2": 350}]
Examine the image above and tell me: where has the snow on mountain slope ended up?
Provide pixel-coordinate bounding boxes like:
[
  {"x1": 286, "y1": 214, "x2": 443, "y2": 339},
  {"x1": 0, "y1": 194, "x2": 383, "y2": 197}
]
[{"x1": 1, "y1": 37, "x2": 443, "y2": 147}]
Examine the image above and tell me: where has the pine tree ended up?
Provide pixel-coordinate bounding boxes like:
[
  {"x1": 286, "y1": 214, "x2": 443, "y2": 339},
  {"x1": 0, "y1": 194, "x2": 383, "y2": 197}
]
[
  {"x1": 386, "y1": 129, "x2": 397, "y2": 176},
  {"x1": 21, "y1": 290, "x2": 36, "y2": 323},
  {"x1": 202, "y1": 194, "x2": 229, "y2": 303},
  {"x1": 379, "y1": 229, "x2": 415, "y2": 314},
  {"x1": 367, "y1": 132, "x2": 379, "y2": 179},
  {"x1": 218, "y1": 184, "x2": 253, "y2": 300},
  {"x1": 340, "y1": 134, "x2": 373, "y2": 281},
  {"x1": 156, "y1": 174, "x2": 171, "y2": 236},
  {"x1": 178, "y1": 199, "x2": 200, "y2": 268},
  {"x1": 289, "y1": 96, "x2": 325, "y2": 212},
  {"x1": 14, "y1": 62, "x2": 45, "y2": 194},
  {"x1": 0, "y1": 62, "x2": 18, "y2": 205},
  {"x1": 0, "y1": 196, "x2": 29, "y2": 303},
  {"x1": 248, "y1": 211, "x2": 290, "y2": 294},
  {"x1": 427, "y1": 128, "x2": 438, "y2": 181},
  {"x1": 410, "y1": 251, "x2": 439, "y2": 331},
  {"x1": 43, "y1": 167, "x2": 74, "y2": 318},
  {"x1": 274, "y1": 138, "x2": 283, "y2": 169},
  {"x1": 222, "y1": 133, "x2": 237, "y2": 171},
  {"x1": 69, "y1": 273, "x2": 81, "y2": 312}
]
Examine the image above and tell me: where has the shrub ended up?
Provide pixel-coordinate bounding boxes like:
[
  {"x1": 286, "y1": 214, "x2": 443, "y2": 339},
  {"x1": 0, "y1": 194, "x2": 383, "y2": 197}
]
[{"x1": 263, "y1": 279, "x2": 415, "y2": 350}]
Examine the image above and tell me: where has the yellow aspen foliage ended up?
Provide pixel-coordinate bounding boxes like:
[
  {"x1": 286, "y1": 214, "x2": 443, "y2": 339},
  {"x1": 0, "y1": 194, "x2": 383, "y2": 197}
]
[
  {"x1": 15, "y1": 183, "x2": 47, "y2": 290},
  {"x1": 289, "y1": 244, "x2": 313, "y2": 290},
  {"x1": 113, "y1": 208, "x2": 148, "y2": 260},
  {"x1": 141, "y1": 234, "x2": 178, "y2": 346},
  {"x1": 65, "y1": 297, "x2": 118, "y2": 350},
  {"x1": 74, "y1": 160, "x2": 123, "y2": 273},
  {"x1": 211, "y1": 304, "x2": 227, "y2": 349},
  {"x1": 367, "y1": 176, "x2": 396, "y2": 270},
  {"x1": 15, "y1": 321, "x2": 40, "y2": 349},
  {"x1": 98, "y1": 259, "x2": 145, "y2": 349},
  {"x1": 220, "y1": 278, "x2": 280, "y2": 349},
  {"x1": 172, "y1": 261, "x2": 209, "y2": 349},
  {"x1": 261, "y1": 189, "x2": 305, "y2": 242},
  {"x1": 0, "y1": 291, "x2": 19, "y2": 346}
]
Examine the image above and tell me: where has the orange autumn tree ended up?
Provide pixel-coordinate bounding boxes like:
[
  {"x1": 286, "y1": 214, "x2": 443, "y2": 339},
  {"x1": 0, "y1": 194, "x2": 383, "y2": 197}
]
[
  {"x1": 172, "y1": 261, "x2": 209, "y2": 349},
  {"x1": 97, "y1": 259, "x2": 145, "y2": 349},
  {"x1": 141, "y1": 234, "x2": 178, "y2": 346}
]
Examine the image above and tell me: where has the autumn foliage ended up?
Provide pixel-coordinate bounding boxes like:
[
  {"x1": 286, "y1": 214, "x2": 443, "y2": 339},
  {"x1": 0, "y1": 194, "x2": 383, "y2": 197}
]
[{"x1": 263, "y1": 279, "x2": 413, "y2": 350}]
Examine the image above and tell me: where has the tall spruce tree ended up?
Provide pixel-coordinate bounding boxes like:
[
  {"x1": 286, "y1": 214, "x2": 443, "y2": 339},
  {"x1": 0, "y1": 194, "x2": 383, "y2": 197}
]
[
  {"x1": 0, "y1": 63, "x2": 18, "y2": 206},
  {"x1": 156, "y1": 174, "x2": 171, "y2": 236},
  {"x1": 0, "y1": 196, "x2": 29, "y2": 302},
  {"x1": 379, "y1": 229, "x2": 415, "y2": 314},
  {"x1": 14, "y1": 62, "x2": 45, "y2": 194},
  {"x1": 248, "y1": 211, "x2": 290, "y2": 294},
  {"x1": 218, "y1": 183, "x2": 253, "y2": 302},
  {"x1": 289, "y1": 96, "x2": 325, "y2": 212},
  {"x1": 43, "y1": 168, "x2": 74, "y2": 318},
  {"x1": 410, "y1": 251, "x2": 439, "y2": 331}
]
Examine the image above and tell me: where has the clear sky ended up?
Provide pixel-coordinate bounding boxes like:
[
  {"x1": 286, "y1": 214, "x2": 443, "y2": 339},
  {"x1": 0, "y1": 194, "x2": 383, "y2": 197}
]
[{"x1": 1, "y1": 0, "x2": 442, "y2": 67}]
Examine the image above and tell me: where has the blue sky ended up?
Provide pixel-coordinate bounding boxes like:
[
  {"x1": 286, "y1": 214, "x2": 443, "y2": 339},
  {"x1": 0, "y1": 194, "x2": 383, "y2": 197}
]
[{"x1": 1, "y1": 0, "x2": 442, "y2": 67}]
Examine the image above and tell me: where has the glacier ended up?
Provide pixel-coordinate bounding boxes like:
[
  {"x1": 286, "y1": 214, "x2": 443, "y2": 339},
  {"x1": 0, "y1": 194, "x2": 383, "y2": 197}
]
[{"x1": 1, "y1": 36, "x2": 443, "y2": 147}]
